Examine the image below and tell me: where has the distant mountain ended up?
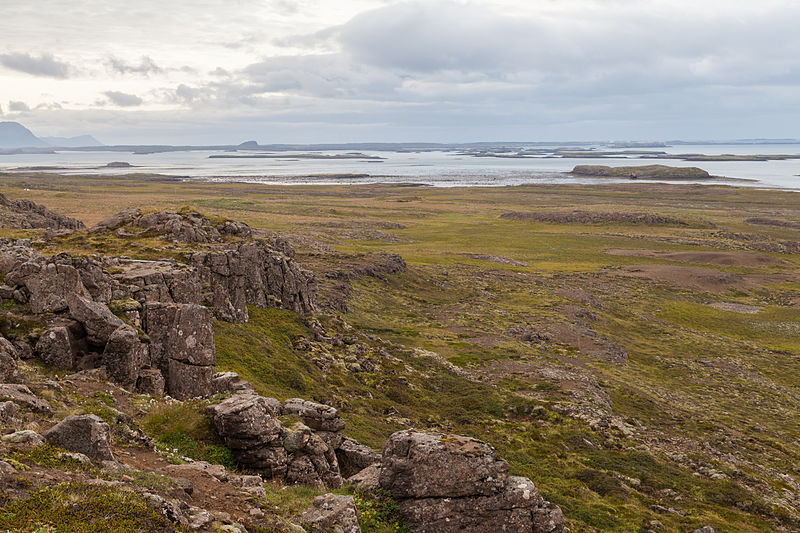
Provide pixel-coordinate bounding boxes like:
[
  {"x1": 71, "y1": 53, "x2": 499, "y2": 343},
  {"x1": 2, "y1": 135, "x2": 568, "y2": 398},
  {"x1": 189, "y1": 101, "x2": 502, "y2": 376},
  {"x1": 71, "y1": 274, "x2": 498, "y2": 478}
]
[
  {"x1": 0, "y1": 121, "x2": 49, "y2": 148},
  {"x1": 41, "y1": 135, "x2": 104, "y2": 147}
]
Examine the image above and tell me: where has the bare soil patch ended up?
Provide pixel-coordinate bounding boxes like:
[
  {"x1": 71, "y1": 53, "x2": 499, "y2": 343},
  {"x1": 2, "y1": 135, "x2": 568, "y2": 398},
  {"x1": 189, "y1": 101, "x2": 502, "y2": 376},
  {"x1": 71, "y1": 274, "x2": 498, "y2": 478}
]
[
  {"x1": 606, "y1": 248, "x2": 787, "y2": 267},
  {"x1": 615, "y1": 264, "x2": 798, "y2": 293}
]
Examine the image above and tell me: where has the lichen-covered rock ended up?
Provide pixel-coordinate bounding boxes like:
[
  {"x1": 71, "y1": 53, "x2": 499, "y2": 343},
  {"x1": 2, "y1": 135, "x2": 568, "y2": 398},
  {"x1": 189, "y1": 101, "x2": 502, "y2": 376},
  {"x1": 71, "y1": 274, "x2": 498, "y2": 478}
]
[
  {"x1": 129, "y1": 210, "x2": 250, "y2": 244},
  {"x1": 207, "y1": 392, "x2": 287, "y2": 478},
  {"x1": 143, "y1": 302, "x2": 215, "y2": 399},
  {"x1": 0, "y1": 401, "x2": 21, "y2": 428},
  {"x1": 284, "y1": 422, "x2": 343, "y2": 488},
  {"x1": 102, "y1": 325, "x2": 145, "y2": 389},
  {"x1": 114, "y1": 260, "x2": 201, "y2": 305},
  {"x1": 379, "y1": 431, "x2": 509, "y2": 499},
  {"x1": 0, "y1": 193, "x2": 85, "y2": 231},
  {"x1": 90, "y1": 208, "x2": 142, "y2": 233},
  {"x1": 347, "y1": 463, "x2": 381, "y2": 491},
  {"x1": 44, "y1": 414, "x2": 115, "y2": 462},
  {"x1": 284, "y1": 398, "x2": 346, "y2": 432},
  {"x1": 191, "y1": 241, "x2": 316, "y2": 321},
  {"x1": 212, "y1": 371, "x2": 255, "y2": 394},
  {"x1": 1, "y1": 429, "x2": 45, "y2": 445},
  {"x1": 0, "y1": 384, "x2": 51, "y2": 413},
  {"x1": 336, "y1": 436, "x2": 380, "y2": 478},
  {"x1": 300, "y1": 493, "x2": 362, "y2": 533},
  {"x1": 13, "y1": 262, "x2": 91, "y2": 314},
  {"x1": 34, "y1": 326, "x2": 75, "y2": 369},
  {"x1": 136, "y1": 369, "x2": 165, "y2": 396},
  {"x1": 396, "y1": 476, "x2": 558, "y2": 533},
  {"x1": 0, "y1": 335, "x2": 19, "y2": 381},
  {"x1": 380, "y1": 431, "x2": 565, "y2": 533},
  {"x1": 66, "y1": 293, "x2": 125, "y2": 346}
]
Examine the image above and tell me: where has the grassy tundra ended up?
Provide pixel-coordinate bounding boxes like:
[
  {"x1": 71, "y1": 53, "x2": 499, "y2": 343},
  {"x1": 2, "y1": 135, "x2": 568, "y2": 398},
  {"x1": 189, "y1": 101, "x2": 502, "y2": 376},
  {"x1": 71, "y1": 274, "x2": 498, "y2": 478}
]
[{"x1": 2, "y1": 171, "x2": 800, "y2": 532}]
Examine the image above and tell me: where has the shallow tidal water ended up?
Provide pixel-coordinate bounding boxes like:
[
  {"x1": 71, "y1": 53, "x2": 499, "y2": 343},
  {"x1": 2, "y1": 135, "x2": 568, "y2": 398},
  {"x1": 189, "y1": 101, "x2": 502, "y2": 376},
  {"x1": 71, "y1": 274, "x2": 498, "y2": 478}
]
[{"x1": 2, "y1": 143, "x2": 800, "y2": 189}]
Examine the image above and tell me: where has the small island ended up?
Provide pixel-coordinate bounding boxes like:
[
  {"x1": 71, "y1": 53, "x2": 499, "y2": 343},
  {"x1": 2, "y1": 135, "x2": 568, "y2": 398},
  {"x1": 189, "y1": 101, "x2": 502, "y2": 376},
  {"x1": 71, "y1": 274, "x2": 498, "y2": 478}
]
[{"x1": 570, "y1": 164, "x2": 711, "y2": 180}]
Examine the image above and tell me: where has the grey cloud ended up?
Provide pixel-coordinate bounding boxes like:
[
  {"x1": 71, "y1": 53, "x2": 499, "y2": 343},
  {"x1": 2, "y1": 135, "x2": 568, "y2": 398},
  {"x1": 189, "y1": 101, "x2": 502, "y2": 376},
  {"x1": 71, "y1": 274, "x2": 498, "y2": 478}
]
[
  {"x1": 0, "y1": 52, "x2": 71, "y2": 78},
  {"x1": 106, "y1": 56, "x2": 163, "y2": 76},
  {"x1": 8, "y1": 101, "x2": 30, "y2": 112},
  {"x1": 104, "y1": 91, "x2": 143, "y2": 107}
]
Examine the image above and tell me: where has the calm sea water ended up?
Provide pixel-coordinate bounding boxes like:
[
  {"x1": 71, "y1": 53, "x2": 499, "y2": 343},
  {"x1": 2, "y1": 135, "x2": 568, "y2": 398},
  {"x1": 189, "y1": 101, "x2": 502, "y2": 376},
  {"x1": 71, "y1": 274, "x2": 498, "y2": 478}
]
[{"x1": 1, "y1": 144, "x2": 800, "y2": 189}]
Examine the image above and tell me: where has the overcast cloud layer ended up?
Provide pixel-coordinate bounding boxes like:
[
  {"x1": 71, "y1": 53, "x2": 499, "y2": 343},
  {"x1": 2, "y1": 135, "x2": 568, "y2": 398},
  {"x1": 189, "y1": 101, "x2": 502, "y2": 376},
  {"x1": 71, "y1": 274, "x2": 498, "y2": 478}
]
[{"x1": 1, "y1": 0, "x2": 798, "y2": 144}]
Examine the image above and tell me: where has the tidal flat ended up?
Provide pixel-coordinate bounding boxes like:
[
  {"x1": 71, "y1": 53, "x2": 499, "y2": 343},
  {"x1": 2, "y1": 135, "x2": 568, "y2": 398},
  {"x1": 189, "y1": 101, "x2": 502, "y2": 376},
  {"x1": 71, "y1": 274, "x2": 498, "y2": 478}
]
[{"x1": 2, "y1": 171, "x2": 800, "y2": 532}]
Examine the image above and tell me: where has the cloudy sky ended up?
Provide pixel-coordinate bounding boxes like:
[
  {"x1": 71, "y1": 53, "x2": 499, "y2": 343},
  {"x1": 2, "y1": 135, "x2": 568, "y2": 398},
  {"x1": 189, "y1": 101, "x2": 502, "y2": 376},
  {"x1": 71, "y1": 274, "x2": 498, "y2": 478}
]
[{"x1": 1, "y1": 0, "x2": 799, "y2": 144}]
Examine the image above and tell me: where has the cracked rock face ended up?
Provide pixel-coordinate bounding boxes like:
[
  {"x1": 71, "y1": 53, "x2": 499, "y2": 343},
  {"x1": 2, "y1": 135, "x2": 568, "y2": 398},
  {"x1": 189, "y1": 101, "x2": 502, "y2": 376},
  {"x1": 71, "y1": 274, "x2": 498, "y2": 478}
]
[
  {"x1": 379, "y1": 431, "x2": 565, "y2": 533},
  {"x1": 143, "y1": 302, "x2": 216, "y2": 399},
  {"x1": 102, "y1": 325, "x2": 146, "y2": 389},
  {"x1": 191, "y1": 241, "x2": 317, "y2": 321}
]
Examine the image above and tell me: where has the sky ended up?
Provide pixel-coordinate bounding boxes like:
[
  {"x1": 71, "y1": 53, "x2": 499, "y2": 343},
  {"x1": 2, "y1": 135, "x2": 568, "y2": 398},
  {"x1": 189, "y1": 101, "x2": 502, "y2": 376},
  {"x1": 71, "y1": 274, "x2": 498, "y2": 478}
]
[{"x1": 1, "y1": 0, "x2": 799, "y2": 144}]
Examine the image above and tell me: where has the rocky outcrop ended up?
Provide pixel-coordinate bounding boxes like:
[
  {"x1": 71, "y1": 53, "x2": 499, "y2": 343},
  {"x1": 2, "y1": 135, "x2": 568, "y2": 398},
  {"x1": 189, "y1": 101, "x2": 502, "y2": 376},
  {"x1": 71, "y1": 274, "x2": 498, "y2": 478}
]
[
  {"x1": 206, "y1": 393, "x2": 286, "y2": 479},
  {"x1": 207, "y1": 392, "x2": 372, "y2": 489},
  {"x1": 132, "y1": 210, "x2": 252, "y2": 243},
  {"x1": 191, "y1": 241, "x2": 317, "y2": 321},
  {"x1": 44, "y1": 414, "x2": 115, "y2": 463},
  {"x1": 301, "y1": 494, "x2": 362, "y2": 533},
  {"x1": 379, "y1": 431, "x2": 565, "y2": 533},
  {"x1": 0, "y1": 193, "x2": 85, "y2": 231},
  {"x1": 143, "y1": 302, "x2": 216, "y2": 399},
  {"x1": 90, "y1": 208, "x2": 141, "y2": 233}
]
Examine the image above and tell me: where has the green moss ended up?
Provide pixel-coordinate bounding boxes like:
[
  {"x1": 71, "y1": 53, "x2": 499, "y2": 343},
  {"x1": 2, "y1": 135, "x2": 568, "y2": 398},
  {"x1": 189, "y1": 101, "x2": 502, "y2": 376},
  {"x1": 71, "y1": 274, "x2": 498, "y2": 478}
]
[
  {"x1": 141, "y1": 401, "x2": 236, "y2": 469},
  {"x1": 0, "y1": 482, "x2": 188, "y2": 532}
]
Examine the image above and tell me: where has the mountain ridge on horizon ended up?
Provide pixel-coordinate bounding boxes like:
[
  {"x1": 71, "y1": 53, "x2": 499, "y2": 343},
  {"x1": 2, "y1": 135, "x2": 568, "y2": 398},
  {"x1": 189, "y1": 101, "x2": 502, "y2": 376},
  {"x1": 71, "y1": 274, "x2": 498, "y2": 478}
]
[{"x1": 0, "y1": 121, "x2": 103, "y2": 149}]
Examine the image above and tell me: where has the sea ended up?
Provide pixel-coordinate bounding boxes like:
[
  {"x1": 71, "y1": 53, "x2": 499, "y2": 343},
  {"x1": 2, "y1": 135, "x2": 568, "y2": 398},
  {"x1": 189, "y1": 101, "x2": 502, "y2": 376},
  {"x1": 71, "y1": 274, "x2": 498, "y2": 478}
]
[{"x1": 2, "y1": 143, "x2": 800, "y2": 189}]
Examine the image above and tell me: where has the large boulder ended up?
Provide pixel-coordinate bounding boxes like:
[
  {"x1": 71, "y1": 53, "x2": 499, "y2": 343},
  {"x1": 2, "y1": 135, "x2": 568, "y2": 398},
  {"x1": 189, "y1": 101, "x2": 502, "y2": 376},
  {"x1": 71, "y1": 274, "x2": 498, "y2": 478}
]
[
  {"x1": 102, "y1": 325, "x2": 145, "y2": 389},
  {"x1": 66, "y1": 293, "x2": 125, "y2": 346},
  {"x1": 44, "y1": 414, "x2": 115, "y2": 462},
  {"x1": 113, "y1": 260, "x2": 201, "y2": 305},
  {"x1": 379, "y1": 431, "x2": 508, "y2": 499},
  {"x1": 34, "y1": 326, "x2": 75, "y2": 369},
  {"x1": 300, "y1": 494, "x2": 362, "y2": 533},
  {"x1": 143, "y1": 302, "x2": 215, "y2": 399},
  {"x1": 380, "y1": 431, "x2": 565, "y2": 533}
]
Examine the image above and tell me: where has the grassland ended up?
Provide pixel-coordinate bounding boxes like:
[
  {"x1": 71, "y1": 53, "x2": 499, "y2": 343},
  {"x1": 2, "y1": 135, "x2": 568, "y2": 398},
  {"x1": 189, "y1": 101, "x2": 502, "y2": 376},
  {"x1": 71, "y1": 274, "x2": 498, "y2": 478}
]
[{"x1": 2, "y1": 171, "x2": 800, "y2": 531}]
